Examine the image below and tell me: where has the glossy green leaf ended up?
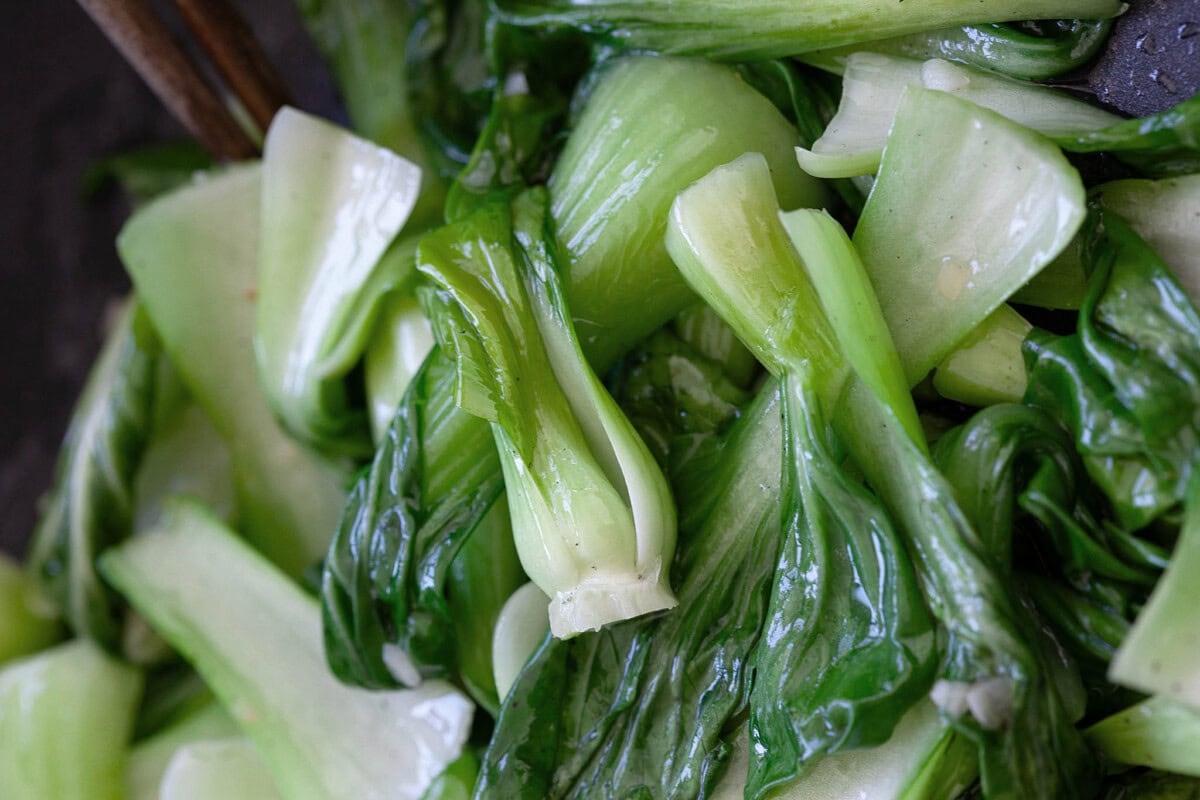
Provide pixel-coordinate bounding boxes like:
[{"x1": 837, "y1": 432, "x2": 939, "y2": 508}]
[
  {"x1": 321, "y1": 353, "x2": 502, "y2": 687},
  {"x1": 443, "y1": 24, "x2": 591, "y2": 222},
  {"x1": 256, "y1": 108, "x2": 423, "y2": 456},
  {"x1": 608, "y1": 329, "x2": 751, "y2": 467},
  {"x1": 474, "y1": 382, "x2": 784, "y2": 799},
  {"x1": 1060, "y1": 94, "x2": 1200, "y2": 177},
  {"x1": 26, "y1": 300, "x2": 161, "y2": 648},
  {"x1": 445, "y1": 495, "x2": 526, "y2": 713},
  {"x1": 670, "y1": 137, "x2": 1096, "y2": 799},
  {"x1": 492, "y1": 0, "x2": 1122, "y2": 60},
  {"x1": 320, "y1": 48, "x2": 821, "y2": 694},
  {"x1": 747, "y1": 370, "x2": 936, "y2": 798},
  {"x1": 804, "y1": 19, "x2": 1113, "y2": 81},
  {"x1": 419, "y1": 189, "x2": 677, "y2": 637},
  {"x1": 1023, "y1": 211, "x2": 1200, "y2": 529}
]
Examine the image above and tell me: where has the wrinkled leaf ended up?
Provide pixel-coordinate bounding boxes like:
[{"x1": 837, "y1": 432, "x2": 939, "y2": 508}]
[
  {"x1": 475, "y1": 382, "x2": 783, "y2": 799},
  {"x1": 747, "y1": 370, "x2": 935, "y2": 798},
  {"x1": 321, "y1": 353, "x2": 502, "y2": 687},
  {"x1": 1024, "y1": 211, "x2": 1200, "y2": 529},
  {"x1": 27, "y1": 301, "x2": 161, "y2": 648}
]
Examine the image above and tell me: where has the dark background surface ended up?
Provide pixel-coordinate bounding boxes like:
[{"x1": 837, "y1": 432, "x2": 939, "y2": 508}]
[
  {"x1": 0, "y1": 0, "x2": 340, "y2": 555},
  {"x1": 1, "y1": 1, "x2": 1198, "y2": 556}
]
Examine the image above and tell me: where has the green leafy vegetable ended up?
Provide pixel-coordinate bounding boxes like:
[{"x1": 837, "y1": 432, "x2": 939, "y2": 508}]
[
  {"x1": 608, "y1": 329, "x2": 752, "y2": 466},
  {"x1": 256, "y1": 107, "x2": 423, "y2": 456},
  {"x1": 321, "y1": 52, "x2": 820, "y2": 681},
  {"x1": 101, "y1": 500, "x2": 475, "y2": 800},
  {"x1": 1109, "y1": 475, "x2": 1200, "y2": 706},
  {"x1": 747, "y1": 370, "x2": 937, "y2": 798},
  {"x1": 157, "y1": 738, "x2": 283, "y2": 800},
  {"x1": 1093, "y1": 176, "x2": 1200, "y2": 305},
  {"x1": 126, "y1": 704, "x2": 240, "y2": 800},
  {"x1": 119, "y1": 164, "x2": 348, "y2": 577},
  {"x1": 363, "y1": 288, "x2": 435, "y2": 444},
  {"x1": 1023, "y1": 212, "x2": 1200, "y2": 530},
  {"x1": 0, "y1": 639, "x2": 143, "y2": 800},
  {"x1": 474, "y1": 381, "x2": 785, "y2": 799},
  {"x1": 667, "y1": 155, "x2": 938, "y2": 795},
  {"x1": 321, "y1": 354, "x2": 503, "y2": 687},
  {"x1": 26, "y1": 300, "x2": 161, "y2": 648},
  {"x1": 445, "y1": 495, "x2": 527, "y2": 712},
  {"x1": 1060, "y1": 95, "x2": 1200, "y2": 177},
  {"x1": 549, "y1": 55, "x2": 826, "y2": 366},
  {"x1": 419, "y1": 189, "x2": 677, "y2": 637},
  {"x1": 492, "y1": 0, "x2": 1122, "y2": 60},
  {"x1": 804, "y1": 19, "x2": 1113, "y2": 81},
  {"x1": 796, "y1": 53, "x2": 1118, "y2": 179},
  {"x1": 292, "y1": 0, "x2": 445, "y2": 223},
  {"x1": 854, "y1": 86, "x2": 1086, "y2": 386},
  {"x1": 933, "y1": 306, "x2": 1032, "y2": 406},
  {"x1": 668, "y1": 142, "x2": 1097, "y2": 798},
  {"x1": 1088, "y1": 696, "x2": 1200, "y2": 778}
]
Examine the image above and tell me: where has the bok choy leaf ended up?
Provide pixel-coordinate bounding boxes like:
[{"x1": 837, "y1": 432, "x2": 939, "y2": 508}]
[
  {"x1": 853, "y1": 86, "x2": 1086, "y2": 387},
  {"x1": 256, "y1": 108, "x2": 423, "y2": 457},
  {"x1": 795, "y1": 53, "x2": 1119, "y2": 179},
  {"x1": 803, "y1": 19, "x2": 1113, "y2": 81},
  {"x1": 26, "y1": 300, "x2": 161, "y2": 648},
  {"x1": 321, "y1": 52, "x2": 819, "y2": 680},
  {"x1": 492, "y1": 0, "x2": 1123, "y2": 61},
  {"x1": 321, "y1": 354, "x2": 504, "y2": 687},
  {"x1": 119, "y1": 164, "x2": 349, "y2": 578},
  {"x1": 667, "y1": 154, "x2": 937, "y2": 796},
  {"x1": 1023, "y1": 211, "x2": 1200, "y2": 530},
  {"x1": 0, "y1": 639, "x2": 143, "y2": 800},
  {"x1": 667, "y1": 146, "x2": 1097, "y2": 798},
  {"x1": 418, "y1": 188, "x2": 677, "y2": 637},
  {"x1": 101, "y1": 500, "x2": 474, "y2": 800},
  {"x1": 474, "y1": 381, "x2": 785, "y2": 799}
]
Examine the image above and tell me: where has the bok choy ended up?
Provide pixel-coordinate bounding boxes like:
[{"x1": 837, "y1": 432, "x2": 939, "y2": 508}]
[{"x1": 13, "y1": 3, "x2": 1200, "y2": 798}]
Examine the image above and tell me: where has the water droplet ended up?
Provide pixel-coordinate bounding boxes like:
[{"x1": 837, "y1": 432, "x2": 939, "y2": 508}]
[
  {"x1": 1151, "y1": 68, "x2": 1179, "y2": 94},
  {"x1": 1136, "y1": 31, "x2": 1163, "y2": 53},
  {"x1": 936, "y1": 257, "x2": 971, "y2": 301},
  {"x1": 1179, "y1": 21, "x2": 1199, "y2": 40}
]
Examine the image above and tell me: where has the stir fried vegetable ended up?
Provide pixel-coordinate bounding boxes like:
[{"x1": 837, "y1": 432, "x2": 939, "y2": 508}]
[{"x1": 9, "y1": 2, "x2": 1200, "y2": 798}]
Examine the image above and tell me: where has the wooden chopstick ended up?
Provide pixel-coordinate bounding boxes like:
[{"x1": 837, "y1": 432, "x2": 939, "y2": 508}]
[
  {"x1": 75, "y1": 0, "x2": 262, "y2": 161},
  {"x1": 172, "y1": 0, "x2": 292, "y2": 134}
]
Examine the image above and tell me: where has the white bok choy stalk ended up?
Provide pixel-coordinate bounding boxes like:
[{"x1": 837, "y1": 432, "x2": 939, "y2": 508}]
[
  {"x1": 256, "y1": 107, "x2": 424, "y2": 457},
  {"x1": 101, "y1": 500, "x2": 473, "y2": 800},
  {"x1": 418, "y1": 188, "x2": 677, "y2": 638}
]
